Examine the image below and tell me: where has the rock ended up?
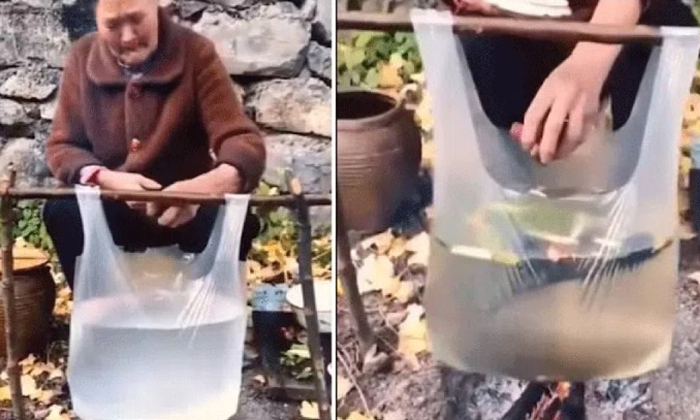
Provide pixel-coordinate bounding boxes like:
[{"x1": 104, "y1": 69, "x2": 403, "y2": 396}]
[
  {"x1": 298, "y1": 0, "x2": 317, "y2": 21},
  {"x1": 306, "y1": 41, "x2": 331, "y2": 82},
  {"x1": 61, "y1": 0, "x2": 97, "y2": 41},
  {"x1": 0, "y1": 3, "x2": 71, "y2": 68},
  {"x1": 313, "y1": 0, "x2": 331, "y2": 44},
  {"x1": 13, "y1": 0, "x2": 53, "y2": 8},
  {"x1": 39, "y1": 99, "x2": 57, "y2": 121},
  {"x1": 0, "y1": 66, "x2": 59, "y2": 100},
  {"x1": 192, "y1": 3, "x2": 310, "y2": 77},
  {"x1": 179, "y1": 0, "x2": 208, "y2": 19},
  {"x1": 263, "y1": 133, "x2": 331, "y2": 194},
  {"x1": 208, "y1": 0, "x2": 250, "y2": 6},
  {"x1": 0, "y1": 99, "x2": 29, "y2": 126},
  {"x1": 0, "y1": 138, "x2": 46, "y2": 187},
  {"x1": 246, "y1": 78, "x2": 331, "y2": 137}
]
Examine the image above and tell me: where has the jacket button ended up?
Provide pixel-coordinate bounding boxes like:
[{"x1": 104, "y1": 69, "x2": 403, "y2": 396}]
[{"x1": 130, "y1": 138, "x2": 141, "y2": 152}]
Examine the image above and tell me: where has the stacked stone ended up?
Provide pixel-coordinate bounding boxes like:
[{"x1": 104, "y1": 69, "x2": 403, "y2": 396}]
[{"x1": 0, "y1": 0, "x2": 331, "y2": 228}]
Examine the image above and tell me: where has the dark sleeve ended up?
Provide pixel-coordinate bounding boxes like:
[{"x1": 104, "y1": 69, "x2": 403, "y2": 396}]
[
  {"x1": 194, "y1": 38, "x2": 266, "y2": 194},
  {"x1": 45, "y1": 45, "x2": 103, "y2": 185}
]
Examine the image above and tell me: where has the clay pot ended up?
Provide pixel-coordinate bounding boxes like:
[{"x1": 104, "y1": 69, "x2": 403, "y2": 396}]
[
  {"x1": 338, "y1": 89, "x2": 422, "y2": 234},
  {"x1": 0, "y1": 247, "x2": 56, "y2": 359}
]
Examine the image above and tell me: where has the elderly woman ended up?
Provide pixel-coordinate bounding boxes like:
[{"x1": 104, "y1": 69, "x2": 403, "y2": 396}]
[{"x1": 43, "y1": 0, "x2": 265, "y2": 289}]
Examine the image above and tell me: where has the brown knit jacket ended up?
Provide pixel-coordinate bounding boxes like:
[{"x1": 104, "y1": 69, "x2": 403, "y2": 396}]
[{"x1": 46, "y1": 8, "x2": 266, "y2": 193}]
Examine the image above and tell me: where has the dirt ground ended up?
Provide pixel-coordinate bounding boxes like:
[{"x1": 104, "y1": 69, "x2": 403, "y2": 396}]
[
  {"x1": 232, "y1": 370, "x2": 300, "y2": 420},
  {"x1": 337, "y1": 237, "x2": 700, "y2": 420}
]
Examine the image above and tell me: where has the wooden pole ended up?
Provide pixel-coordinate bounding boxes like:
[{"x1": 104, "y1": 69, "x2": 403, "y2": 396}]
[
  {"x1": 286, "y1": 175, "x2": 331, "y2": 420},
  {"x1": 337, "y1": 195, "x2": 375, "y2": 353},
  {"x1": 0, "y1": 166, "x2": 26, "y2": 420},
  {"x1": 337, "y1": 11, "x2": 664, "y2": 45},
  {"x1": 4, "y1": 187, "x2": 331, "y2": 207}
]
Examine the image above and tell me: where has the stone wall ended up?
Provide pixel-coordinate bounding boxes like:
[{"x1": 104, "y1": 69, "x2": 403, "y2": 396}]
[{"x1": 0, "y1": 0, "x2": 331, "y2": 225}]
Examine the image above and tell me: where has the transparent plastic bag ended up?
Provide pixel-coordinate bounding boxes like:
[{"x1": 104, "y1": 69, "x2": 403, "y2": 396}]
[
  {"x1": 411, "y1": 9, "x2": 700, "y2": 381},
  {"x1": 68, "y1": 185, "x2": 250, "y2": 420}
]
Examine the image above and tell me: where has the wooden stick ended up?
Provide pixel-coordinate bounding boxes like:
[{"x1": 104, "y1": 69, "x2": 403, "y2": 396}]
[
  {"x1": 337, "y1": 11, "x2": 663, "y2": 45},
  {"x1": 0, "y1": 166, "x2": 26, "y2": 420},
  {"x1": 286, "y1": 174, "x2": 331, "y2": 420},
  {"x1": 337, "y1": 195, "x2": 376, "y2": 354},
  {"x1": 4, "y1": 187, "x2": 331, "y2": 207}
]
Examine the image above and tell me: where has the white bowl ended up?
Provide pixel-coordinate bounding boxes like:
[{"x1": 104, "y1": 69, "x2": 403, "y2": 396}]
[{"x1": 286, "y1": 281, "x2": 333, "y2": 334}]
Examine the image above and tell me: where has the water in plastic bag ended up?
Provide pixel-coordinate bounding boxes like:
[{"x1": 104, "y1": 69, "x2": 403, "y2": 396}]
[
  {"x1": 68, "y1": 186, "x2": 249, "y2": 420},
  {"x1": 411, "y1": 9, "x2": 700, "y2": 381}
]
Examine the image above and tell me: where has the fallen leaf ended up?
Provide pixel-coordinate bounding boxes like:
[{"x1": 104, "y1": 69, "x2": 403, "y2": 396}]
[
  {"x1": 45, "y1": 404, "x2": 70, "y2": 420},
  {"x1": 378, "y1": 62, "x2": 404, "y2": 89},
  {"x1": 394, "y1": 281, "x2": 415, "y2": 304},
  {"x1": 300, "y1": 401, "x2": 320, "y2": 419},
  {"x1": 360, "y1": 230, "x2": 395, "y2": 255},
  {"x1": 684, "y1": 93, "x2": 700, "y2": 123},
  {"x1": 406, "y1": 232, "x2": 430, "y2": 267},
  {"x1": 356, "y1": 254, "x2": 394, "y2": 294},
  {"x1": 29, "y1": 362, "x2": 51, "y2": 377},
  {"x1": 20, "y1": 354, "x2": 37, "y2": 372},
  {"x1": 0, "y1": 385, "x2": 10, "y2": 401},
  {"x1": 387, "y1": 236, "x2": 408, "y2": 258},
  {"x1": 337, "y1": 375, "x2": 354, "y2": 401},
  {"x1": 345, "y1": 411, "x2": 376, "y2": 420},
  {"x1": 48, "y1": 367, "x2": 64, "y2": 380},
  {"x1": 380, "y1": 276, "x2": 401, "y2": 297},
  {"x1": 398, "y1": 304, "x2": 428, "y2": 358},
  {"x1": 37, "y1": 389, "x2": 56, "y2": 404},
  {"x1": 20, "y1": 375, "x2": 37, "y2": 398}
]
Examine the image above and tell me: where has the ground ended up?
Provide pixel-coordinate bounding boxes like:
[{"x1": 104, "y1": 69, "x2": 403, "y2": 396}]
[{"x1": 337, "y1": 225, "x2": 700, "y2": 420}]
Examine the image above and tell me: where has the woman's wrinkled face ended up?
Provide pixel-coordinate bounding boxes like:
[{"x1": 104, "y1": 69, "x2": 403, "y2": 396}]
[{"x1": 95, "y1": 0, "x2": 159, "y2": 67}]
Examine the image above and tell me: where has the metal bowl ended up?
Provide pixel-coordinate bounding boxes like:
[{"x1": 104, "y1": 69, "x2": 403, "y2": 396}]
[{"x1": 286, "y1": 280, "x2": 334, "y2": 334}]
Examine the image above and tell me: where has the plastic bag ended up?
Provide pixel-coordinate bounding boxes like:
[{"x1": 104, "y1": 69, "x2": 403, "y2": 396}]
[
  {"x1": 411, "y1": 8, "x2": 700, "y2": 381},
  {"x1": 68, "y1": 185, "x2": 250, "y2": 420}
]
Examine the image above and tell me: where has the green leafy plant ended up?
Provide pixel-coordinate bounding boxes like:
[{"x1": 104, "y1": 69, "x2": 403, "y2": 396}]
[
  {"x1": 0, "y1": 200, "x2": 55, "y2": 257},
  {"x1": 338, "y1": 31, "x2": 423, "y2": 89}
]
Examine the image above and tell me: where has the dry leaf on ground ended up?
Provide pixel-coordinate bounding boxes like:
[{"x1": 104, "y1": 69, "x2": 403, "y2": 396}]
[
  {"x1": 394, "y1": 282, "x2": 415, "y2": 304},
  {"x1": 45, "y1": 404, "x2": 71, "y2": 420},
  {"x1": 0, "y1": 385, "x2": 10, "y2": 401},
  {"x1": 20, "y1": 374, "x2": 37, "y2": 398},
  {"x1": 300, "y1": 401, "x2": 320, "y2": 419},
  {"x1": 360, "y1": 230, "x2": 395, "y2": 255},
  {"x1": 337, "y1": 375, "x2": 354, "y2": 401},
  {"x1": 345, "y1": 411, "x2": 376, "y2": 420},
  {"x1": 356, "y1": 254, "x2": 394, "y2": 295},
  {"x1": 398, "y1": 304, "x2": 429, "y2": 359},
  {"x1": 405, "y1": 232, "x2": 430, "y2": 267}
]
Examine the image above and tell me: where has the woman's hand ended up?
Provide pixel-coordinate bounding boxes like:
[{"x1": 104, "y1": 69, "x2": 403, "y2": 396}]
[
  {"x1": 148, "y1": 164, "x2": 242, "y2": 228},
  {"x1": 95, "y1": 169, "x2": 162, "y2": 211},
  {"x1": 513, "y1": 0, "x2": 642, "y2": 163},
  {"x1": 516, "y1": 53, "x2": 607, "y2": 164}
]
